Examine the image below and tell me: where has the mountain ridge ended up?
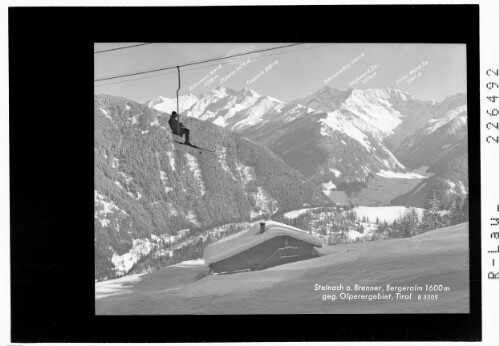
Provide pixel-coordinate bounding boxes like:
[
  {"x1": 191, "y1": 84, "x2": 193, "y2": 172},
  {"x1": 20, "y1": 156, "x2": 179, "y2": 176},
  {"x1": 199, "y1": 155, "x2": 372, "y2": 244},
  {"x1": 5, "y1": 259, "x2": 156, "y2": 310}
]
[{"x1": 144, "y1": 86, "x2": 468, "y2": 199}]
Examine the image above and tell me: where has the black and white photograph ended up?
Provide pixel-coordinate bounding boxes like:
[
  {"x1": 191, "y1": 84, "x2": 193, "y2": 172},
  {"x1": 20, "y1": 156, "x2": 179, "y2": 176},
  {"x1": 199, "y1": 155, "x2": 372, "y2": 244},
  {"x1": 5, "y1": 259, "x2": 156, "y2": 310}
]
[
  {"x1": 10, "y1": 3, "x2": 498, "y2": 343},
  {"x1": 94, "y1": 42, "x2": 471, "y2": 315}
]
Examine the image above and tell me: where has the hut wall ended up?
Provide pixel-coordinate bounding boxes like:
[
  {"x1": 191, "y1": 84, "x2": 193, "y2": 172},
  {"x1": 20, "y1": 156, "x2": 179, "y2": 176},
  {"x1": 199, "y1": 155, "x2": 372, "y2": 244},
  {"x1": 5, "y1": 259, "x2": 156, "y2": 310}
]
[{"x1": 210, "y1": 235, "x2": 319, "y2": 273}]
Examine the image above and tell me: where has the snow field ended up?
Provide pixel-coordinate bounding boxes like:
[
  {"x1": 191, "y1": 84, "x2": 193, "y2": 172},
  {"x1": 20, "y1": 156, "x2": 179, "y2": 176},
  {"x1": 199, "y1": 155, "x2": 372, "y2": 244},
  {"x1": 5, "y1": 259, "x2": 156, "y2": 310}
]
[
  {"x1": 376, "y1": 170, "x2": 426, "y2": 179},
  {"x1": 352, "y1": 206, "x2": 424, "y2": 223},
  {"x1": 97, "y1": 223, "x2": 469, "y2": 314}
]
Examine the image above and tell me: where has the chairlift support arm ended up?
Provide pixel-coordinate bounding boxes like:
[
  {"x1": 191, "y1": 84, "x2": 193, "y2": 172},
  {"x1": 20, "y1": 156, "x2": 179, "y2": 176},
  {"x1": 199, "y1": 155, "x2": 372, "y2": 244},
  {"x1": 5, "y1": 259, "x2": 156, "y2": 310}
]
[{"x1": 176, "y1": 66, "x2": 181, "y2": 136}]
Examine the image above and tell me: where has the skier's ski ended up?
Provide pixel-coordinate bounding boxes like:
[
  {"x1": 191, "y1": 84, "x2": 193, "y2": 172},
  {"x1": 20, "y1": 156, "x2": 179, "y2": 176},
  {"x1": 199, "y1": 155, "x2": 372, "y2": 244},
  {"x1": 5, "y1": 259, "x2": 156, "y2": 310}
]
[{"x1": 173, "y1": 141, "x2": 216, "y2": 155}]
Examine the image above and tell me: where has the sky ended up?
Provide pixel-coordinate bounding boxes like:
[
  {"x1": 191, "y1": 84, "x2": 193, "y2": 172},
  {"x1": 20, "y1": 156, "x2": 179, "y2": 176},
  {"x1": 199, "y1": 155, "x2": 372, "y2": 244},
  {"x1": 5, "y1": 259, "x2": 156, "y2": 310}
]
[{"x1": 94, "y1": 43, "x2": 466, "y2": 104}]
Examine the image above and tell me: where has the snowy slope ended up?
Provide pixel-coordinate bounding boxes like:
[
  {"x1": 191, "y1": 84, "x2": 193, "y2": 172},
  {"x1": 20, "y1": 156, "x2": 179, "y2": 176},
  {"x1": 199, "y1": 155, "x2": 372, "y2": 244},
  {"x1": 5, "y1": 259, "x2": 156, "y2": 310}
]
[
  {"x1": 243, "y1": 109, "x2": 408, "y2": 186},
  {"x1": 96, "y1": 223, "x2": 469, "y2": 314},
  {"x1": 340, "y1": 88, "x2": 407, "y2": 138},
  {"x1": 295, "y1": 87, "x2": 413, "y2": 139},
  {"x1": 293, "y1": 86, "x2": 439, "y2": 150}
]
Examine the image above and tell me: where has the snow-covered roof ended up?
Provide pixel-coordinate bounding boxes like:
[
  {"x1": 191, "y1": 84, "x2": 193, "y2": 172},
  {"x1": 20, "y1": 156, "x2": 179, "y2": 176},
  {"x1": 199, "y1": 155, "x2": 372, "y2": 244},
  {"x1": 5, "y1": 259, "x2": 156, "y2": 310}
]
[{"x1": 203, "y1": 220, "x2": 322, "y2": 265}]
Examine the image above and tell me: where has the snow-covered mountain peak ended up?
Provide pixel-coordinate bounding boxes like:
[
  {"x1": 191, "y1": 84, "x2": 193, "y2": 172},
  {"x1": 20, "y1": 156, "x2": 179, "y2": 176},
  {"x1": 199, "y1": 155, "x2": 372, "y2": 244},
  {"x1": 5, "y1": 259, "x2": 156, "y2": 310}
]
[
  {"x1": 146, "y1": 93, "x2": 199, "y2": 114},
  {"x1": 424, "y1": 104, "x2": 467, "y2": 134},
  {"x1": 210, "y1": 86, "x2": 229, "y2": 97},
  {"x1": 294, "y1": 86, "x2": 350, "y2": 108},
  {"x1": 163, "y1": 85, "x2": 308, "y2": 131},
  {"x1": 147, "y1": 95, "x2": 167, "y2": 107},
  {"x1": 316, "y1": 85, "x2": 338, "y2": 95},
  {"x1": 317, "y1": 85, "x2": 346, "y2": 94},
  {"x1": 238, "y1": 87, "x2": 259, "y2": 97},
  {"x1": 339, "y1": 89, "x2": 406, "y2": 138},
  {"x1": 319, "y1": 111, "x2": 372, "y2": 150},
  {"x1": 351, "y1": 88, "x2": 410, "y2": 103}
]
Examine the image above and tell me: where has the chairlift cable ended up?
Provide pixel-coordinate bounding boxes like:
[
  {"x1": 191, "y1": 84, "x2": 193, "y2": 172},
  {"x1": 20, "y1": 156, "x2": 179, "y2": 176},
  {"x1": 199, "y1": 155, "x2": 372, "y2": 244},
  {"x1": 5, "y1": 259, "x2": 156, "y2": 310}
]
[
  {"x1": 94, "y1": 43, "x2": 336, "y2": 88},
  {"x1": 94, "y1": 43, "x2": 154, "y2": 54},
  {"x1": 94, "y1": 43, "x2": 304, "y2": 82}
]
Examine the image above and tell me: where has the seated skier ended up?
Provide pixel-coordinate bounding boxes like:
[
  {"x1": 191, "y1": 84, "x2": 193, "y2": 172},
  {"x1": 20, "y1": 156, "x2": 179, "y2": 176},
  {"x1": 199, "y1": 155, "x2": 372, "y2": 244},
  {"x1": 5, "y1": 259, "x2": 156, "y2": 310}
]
[{"x1": 168, "y1": 111, "x2": 191, "y2": 145}]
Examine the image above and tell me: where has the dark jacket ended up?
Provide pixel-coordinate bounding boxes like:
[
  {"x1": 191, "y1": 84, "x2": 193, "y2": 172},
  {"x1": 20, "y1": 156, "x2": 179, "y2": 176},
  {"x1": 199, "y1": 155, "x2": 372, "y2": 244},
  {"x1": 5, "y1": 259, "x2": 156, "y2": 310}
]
[{"x1": 168, "y1": 114, "x2": 183, "y2": 134}]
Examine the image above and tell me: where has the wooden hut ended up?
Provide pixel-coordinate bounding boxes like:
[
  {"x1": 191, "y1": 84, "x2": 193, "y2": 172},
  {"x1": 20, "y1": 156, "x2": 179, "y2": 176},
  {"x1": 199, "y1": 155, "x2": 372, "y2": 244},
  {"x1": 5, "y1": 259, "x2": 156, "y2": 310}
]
[{"x1": 203, "y1": 220, "x2": 322, "y2": 274}]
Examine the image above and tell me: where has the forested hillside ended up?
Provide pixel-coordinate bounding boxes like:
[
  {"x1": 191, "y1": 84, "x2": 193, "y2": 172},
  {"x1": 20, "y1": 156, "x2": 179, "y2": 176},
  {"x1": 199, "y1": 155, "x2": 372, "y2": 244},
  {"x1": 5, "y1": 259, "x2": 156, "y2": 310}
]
[{"x1": 94, "y1": 94, "x2": 329, "y2": 280}]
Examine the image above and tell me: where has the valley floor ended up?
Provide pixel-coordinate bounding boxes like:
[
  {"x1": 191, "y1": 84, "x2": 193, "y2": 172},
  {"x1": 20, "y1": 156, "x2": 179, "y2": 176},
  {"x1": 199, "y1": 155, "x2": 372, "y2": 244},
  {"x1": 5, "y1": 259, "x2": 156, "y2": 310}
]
[
  {"x1": 96, "y1": 223, "x2": 469, "y2": 314},
  {"x1": 326, "y1": 171, "x2": 427, "y2": 206}
]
